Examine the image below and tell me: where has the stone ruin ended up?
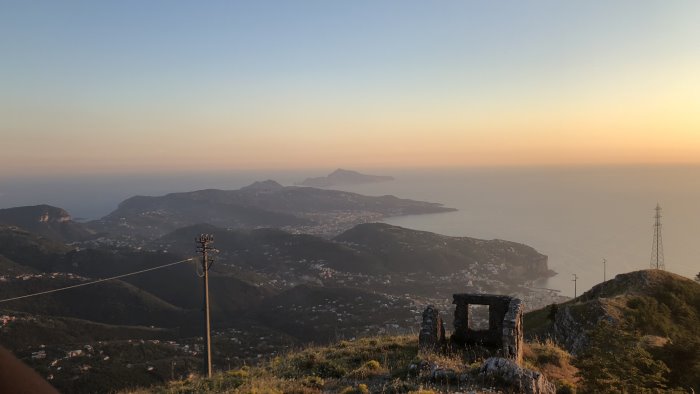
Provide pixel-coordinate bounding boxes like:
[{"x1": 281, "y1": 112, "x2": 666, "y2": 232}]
[
  {"x1": 418, "y1": 305, "x2": 446, "y2": 352},
  {"x1": 419, "y1": 293, "x2": 524, "y2": 365}
]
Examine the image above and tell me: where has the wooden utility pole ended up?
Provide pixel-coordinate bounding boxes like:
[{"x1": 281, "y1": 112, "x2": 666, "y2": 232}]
[
  {"x1": 572, "y1": 274, "x2": 578, "y2": 298},
  {"x1": 195, "y1": 234, "x2": 215, "y2": 378},
  {"x1": 603, "y1": 258, "x2": 607, "y2": 282}
]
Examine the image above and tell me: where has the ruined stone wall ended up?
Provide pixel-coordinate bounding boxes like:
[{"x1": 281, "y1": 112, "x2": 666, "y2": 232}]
[
  {"x1": 451, "y1": 294, "x2": 511, "y2": 347},
  {"x1": 501, "y1": 298, "x2": 524, "y2": 364},
  {"x1": 418, "y1": 305, "x2": 445, "y2": 351},
  {"x1": 448, "y1": 293, "x2": 524, "y2": 365}
]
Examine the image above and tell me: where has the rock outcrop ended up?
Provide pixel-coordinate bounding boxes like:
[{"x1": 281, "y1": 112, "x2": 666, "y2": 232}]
[
  {"x1": 0, "y1": 205, "x2": 94, "y2": 243},
  {"x1": 481, "y1": 357, "x2": 556, "y2": 394}
]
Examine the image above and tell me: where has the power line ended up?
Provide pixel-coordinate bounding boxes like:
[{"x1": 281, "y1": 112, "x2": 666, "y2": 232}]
[{"x1": 0, "y1": 257, "x2": 195, "y2": 304}]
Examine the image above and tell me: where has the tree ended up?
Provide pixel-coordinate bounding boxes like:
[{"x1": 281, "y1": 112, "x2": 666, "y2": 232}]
[
  {"x1": 574, "y1": 321, "x2": 669, "y2": 393},
  {"x1": 694, "y1": 272, "x2": 700, "y2": 283},
  {"x1": 655, "y1": 333, "x2": 700, "y2": 392}
]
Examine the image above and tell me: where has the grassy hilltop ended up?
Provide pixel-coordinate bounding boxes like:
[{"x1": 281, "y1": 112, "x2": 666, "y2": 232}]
[
  {"x1": 124, "y1": 269, "x2": 699, "y2": 394},
  {"x1": 123, "y1": 335, "x2": 578, "y2": 394},
  {"x1": 525, "y1": 269, "x2": 700, "y2": 393}
]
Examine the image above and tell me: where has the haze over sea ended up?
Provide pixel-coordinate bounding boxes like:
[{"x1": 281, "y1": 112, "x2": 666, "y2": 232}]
[{"x1": 2, "y1": 165, "x2": 698, "y2": 295}]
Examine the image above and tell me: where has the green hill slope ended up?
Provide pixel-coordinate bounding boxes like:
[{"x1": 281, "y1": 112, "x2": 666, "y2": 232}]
[
  {"x1": 0, "y1": 275, "x2": 192, "y2": 327},
  {"x1": 525, "y1": 269, "x2": 700, "y2": 392},
  {"x1": 0, "y1": 310, "x2": 175, "y2": 350},
  {"x1": 335, "y1": 223, "x2": 551, "y2": 279}
]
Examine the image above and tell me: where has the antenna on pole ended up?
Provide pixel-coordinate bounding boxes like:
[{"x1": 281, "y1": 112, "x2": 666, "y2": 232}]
[
  {"x1": 195, "y1": 234, "x2": 215, "y2": 378},
  {"x1": 572, "y1": 274, "x2": 578, "y2": 298},
  {"x1": 650, "y1": 203, "x2": 665, "y2": 270}
]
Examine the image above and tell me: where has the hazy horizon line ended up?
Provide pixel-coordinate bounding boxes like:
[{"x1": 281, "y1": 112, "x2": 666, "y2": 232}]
[{"x1": 3, "y1": 161, "x2": 700, "y2": 181}]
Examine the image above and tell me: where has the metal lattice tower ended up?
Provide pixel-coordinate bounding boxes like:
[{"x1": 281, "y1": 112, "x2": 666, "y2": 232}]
[{"x1": 650, "y1": 203, "x2": 665, "y2": 270}]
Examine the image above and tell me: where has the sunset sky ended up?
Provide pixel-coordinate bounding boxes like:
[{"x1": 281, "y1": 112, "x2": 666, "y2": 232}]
[{"x1": 2, "y1": 1, "x2": 699, "y2": 176}]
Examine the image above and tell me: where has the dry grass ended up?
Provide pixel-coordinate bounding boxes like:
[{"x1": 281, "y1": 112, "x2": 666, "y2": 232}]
[
  {"x1": 346, "y1": 359, "x2": 389, "y2": 379},
  {"x1": 122, "y1": 336, "x2": 539, "y2": 394},
  {"x1": 120, "y1": 335, "x2": 418, "y2": 394},
  {"x1": 414, "y1": 350, "x2": 473, "y2": 375},
  {"x1": 523, "y1": 339, "x2": 578, "y2": 389}
]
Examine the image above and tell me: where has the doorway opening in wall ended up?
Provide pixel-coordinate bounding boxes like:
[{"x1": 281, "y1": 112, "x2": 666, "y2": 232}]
[{"x1": 469, "y1": 304, "x2": 490, "y2": 330}]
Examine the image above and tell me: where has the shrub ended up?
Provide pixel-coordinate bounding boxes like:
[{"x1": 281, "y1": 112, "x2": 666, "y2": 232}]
[
  {"x1": 301, "y1": 375, "x2": 325, "y2": 389},
  {"x1": 575, "y1": 321, "x2": 669, "y2": 393},
  {"x1": 556, "y1": 381, "x2": 576, "y2": 394},
  {"x1": 339, "y1": 383, "x2": 369, "y2": 394},
  {"x1": 347, "y1": 359, "x2": 388, "y2": 379}
]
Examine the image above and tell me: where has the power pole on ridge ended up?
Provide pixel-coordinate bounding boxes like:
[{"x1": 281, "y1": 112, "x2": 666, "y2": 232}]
[
  {"x1": 572, "y1": 274, "x2": 578, "y2": 298},
  {"x1": 196, "y1": 234, "x2": 215, "y2": 378},
  {"x1": 603, "y1": 258, "x2": 606, "y2": 282}
]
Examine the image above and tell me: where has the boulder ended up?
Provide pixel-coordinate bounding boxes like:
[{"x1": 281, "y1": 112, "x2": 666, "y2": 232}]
[{"x1": 480, "y1": 357, "x2": 555, "y2": 394}]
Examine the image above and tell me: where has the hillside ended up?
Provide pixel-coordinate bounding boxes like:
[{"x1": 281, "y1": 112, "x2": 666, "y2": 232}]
[
  {"x1": 0, "y1": 205, "x2": 95, "y2": 243},
  {"x1": 0, "y1": 274, "x2": 192, "y2": 328},
  {"x1": 89, "y1": 181, "x2": 456, "y2": 239},
  {"x1": 122, "y1": 334, "x2": 579, "y2": 394},
  {"x1": 335, "y1": 223, "x2": 551, "y2": 279},
  {"x1": 151, "y1": 223, "x2": 384, "y2": 275},
  {"x1": 524, "y1": 269, "x2": 700, "y2": 392},
  {"x1": 154, "y1": 223, "x2": 551, "y2": 281},
  {"x1": 255, "y1": 285, "x2": 414, "y2": 342},
  {"x1": 90, "y1": 191, "x2": 308, "y2": 240},
  {"x1": 0, "y1": 225, "x2": 70, "y2": 267},
  {"x1": 0, "y1": 226, "x2": 273, "y2": 324},
  {"x1": 119, "y1": 270, "x2": 698, "y2": 394},
  {"x1": 0, "y1": 254, "x2": 36, "y2": 275},
  {"x1": 0, "y1": 218, "x2": 568, "y2": 393},
  {"x1": 0, "y1": 310, "x2": 175, "y2": 350}
]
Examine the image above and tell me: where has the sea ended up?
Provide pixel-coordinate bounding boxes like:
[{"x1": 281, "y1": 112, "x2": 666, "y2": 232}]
[{"x1": 2, "y1": 165, "x2": 699, "y2": 295}]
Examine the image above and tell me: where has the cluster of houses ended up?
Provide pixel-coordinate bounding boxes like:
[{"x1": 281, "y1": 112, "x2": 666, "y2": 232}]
[{"x1": 1, "y1": 272, "x2": 88, "y2": 283}]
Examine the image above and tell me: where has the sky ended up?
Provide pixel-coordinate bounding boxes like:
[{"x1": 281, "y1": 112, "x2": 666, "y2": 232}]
[{"x1": 1, "y1": 0, "x2": 699, "y2": 176}]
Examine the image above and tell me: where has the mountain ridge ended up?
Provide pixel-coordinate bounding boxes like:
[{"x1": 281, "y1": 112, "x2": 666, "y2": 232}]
[{"x1": 88, "y1": 181, "x2": 455, "y2": 239}]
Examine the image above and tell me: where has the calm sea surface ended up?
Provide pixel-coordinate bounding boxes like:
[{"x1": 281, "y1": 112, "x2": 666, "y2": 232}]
[
  {"x1": 331, "y1": 166, "x2": 700, "y2": 295},
  {"x1": 2, "y1": 166, "x2": 699, "y2": 295}
]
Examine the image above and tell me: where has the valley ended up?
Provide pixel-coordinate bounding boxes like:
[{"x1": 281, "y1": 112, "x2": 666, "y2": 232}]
[{"x1": 0, "y1": 185, "x2": 564, "y2": 392}]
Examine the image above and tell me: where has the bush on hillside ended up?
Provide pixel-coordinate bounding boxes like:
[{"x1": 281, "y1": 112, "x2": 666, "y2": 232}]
[{"x1": 575, "y1": 321, "x2": 669, "y2": 393}]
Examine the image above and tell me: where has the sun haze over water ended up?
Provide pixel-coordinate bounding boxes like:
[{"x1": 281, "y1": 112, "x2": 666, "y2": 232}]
[{"x1": 1, "y1": 1, "x2": 700, "y2": 176}]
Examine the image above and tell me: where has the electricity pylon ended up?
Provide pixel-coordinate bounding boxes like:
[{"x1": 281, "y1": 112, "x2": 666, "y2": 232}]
[{"x1": 650, "y1": 204, "x2": 665, "y2": 270}]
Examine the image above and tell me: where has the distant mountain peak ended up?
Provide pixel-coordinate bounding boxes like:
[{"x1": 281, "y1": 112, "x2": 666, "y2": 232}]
[
  {"x1": 329, "y1": 168, "x2": 357, "y2": 176},
  {"x1": 298, "y1": 169, "x2": 394, "y2": 187},
  {"x1": 241, "y1": 180, "x2": 284, "y2": 191}
]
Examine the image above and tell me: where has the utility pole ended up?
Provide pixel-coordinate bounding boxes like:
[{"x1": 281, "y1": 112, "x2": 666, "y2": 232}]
[
  {"x1": 572, "y1": 274, "x2": 578, "y2": 298},
  {"x1": 196, "y1": 234, "x2": 215, "y2": 378},
  {"x1": 650, "y1": 203, "x2": 665, "y2": 270},
  {"x1": 603, "y1": 258, "x2": 606, "y2": 282}
]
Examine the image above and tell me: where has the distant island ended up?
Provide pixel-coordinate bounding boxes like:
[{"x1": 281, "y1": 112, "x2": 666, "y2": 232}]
[{"x1": 297, "y1": 168, "x2": 394, "y2": 187}]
